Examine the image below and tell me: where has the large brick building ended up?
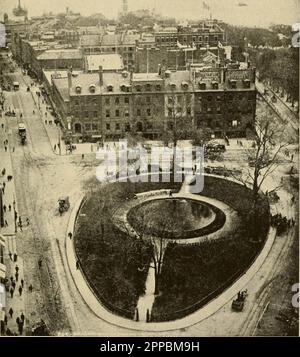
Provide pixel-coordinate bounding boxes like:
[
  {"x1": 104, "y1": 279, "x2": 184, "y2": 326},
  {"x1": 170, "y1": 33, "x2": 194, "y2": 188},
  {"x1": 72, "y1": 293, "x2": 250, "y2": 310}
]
[{"x1": 51, "y1": 64, "x2": 256, "y2": 142}]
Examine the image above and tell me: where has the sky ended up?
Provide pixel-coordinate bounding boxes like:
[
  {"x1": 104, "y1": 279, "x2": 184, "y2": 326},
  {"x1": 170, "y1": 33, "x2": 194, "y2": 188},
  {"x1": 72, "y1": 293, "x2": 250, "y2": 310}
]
[{"x1": 0, "y1": 0, "x2": 299, "y2": 27}]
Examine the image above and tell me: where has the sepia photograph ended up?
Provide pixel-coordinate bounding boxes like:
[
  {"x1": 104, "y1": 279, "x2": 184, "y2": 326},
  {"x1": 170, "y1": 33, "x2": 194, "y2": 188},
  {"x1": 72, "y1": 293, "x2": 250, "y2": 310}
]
[{"x1": 0, "y1": 0, "x2": 299, "y2": 344}]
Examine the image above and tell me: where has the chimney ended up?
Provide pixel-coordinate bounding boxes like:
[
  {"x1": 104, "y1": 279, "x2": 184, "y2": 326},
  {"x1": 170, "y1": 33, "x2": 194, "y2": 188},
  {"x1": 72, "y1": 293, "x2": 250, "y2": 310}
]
[
  {"x1": 67, "y1": 70, "x2": 72, "y2": 92},
  {"x1": 99, "y1": 65, "x2": 103, "y2": 86}
]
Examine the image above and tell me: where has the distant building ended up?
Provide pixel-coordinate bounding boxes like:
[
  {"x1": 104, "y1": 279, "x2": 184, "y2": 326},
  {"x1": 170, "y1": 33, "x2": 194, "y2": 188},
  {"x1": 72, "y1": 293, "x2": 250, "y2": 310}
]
[{"x1": 51, "y1": 66, "x2": 256, "y2": 141}]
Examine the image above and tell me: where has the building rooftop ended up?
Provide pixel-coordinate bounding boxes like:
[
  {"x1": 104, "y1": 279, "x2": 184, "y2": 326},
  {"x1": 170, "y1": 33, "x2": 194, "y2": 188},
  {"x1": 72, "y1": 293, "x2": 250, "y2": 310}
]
[
  {"x1": 85, "y1": 54, "x2": 124, "y2": 72},
  {"x1": 132, "y1": 73, "x2": 163, "y2": 82},
  {"x1": 37, "y1": 49, "x2": 83, "y2": 60}
]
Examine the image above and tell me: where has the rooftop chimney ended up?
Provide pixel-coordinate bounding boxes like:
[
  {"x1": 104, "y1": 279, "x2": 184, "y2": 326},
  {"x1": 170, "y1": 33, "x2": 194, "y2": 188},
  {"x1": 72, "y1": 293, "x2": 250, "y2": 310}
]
[{"x1": 99, "y1": 65, "x2": 103, "y2": 86}]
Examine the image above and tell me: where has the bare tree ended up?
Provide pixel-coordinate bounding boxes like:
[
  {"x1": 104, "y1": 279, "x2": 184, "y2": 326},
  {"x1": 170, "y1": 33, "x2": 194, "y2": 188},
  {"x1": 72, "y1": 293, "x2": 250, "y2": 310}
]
[{"x1": 233, "y1": 111, "x2": 289, "y2": 200}]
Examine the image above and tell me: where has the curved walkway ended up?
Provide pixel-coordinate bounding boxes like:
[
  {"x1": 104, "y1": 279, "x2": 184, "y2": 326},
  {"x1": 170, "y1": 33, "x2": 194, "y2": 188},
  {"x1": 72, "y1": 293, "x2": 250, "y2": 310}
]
[{"x1": 65, "y1": 188, "x2": 276, "y2": 333}]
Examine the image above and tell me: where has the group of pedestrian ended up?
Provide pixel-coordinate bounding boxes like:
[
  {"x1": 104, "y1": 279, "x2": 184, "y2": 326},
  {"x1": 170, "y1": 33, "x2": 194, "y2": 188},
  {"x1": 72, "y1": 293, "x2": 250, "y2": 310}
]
[
  {"x1": 4, "y1": 309, "x2": 26, "y2": 335},
  {"x1": 270, "y1": 213, "x2": 296, "y2": 235}
]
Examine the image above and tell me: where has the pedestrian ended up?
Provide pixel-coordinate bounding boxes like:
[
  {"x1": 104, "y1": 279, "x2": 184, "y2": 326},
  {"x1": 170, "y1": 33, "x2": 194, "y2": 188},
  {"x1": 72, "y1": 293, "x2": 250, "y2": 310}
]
[
  {"x1": 18, "y1": 322, "x2": 23, "y2": 335},
  {"x1": 18, "y1": 286, "x2": 22, "y2": 296},
  {"x1": 26, "y1": 218, "x2": 30, "y2": 226},
  {"x1": 28, "y1": 284, "x2": 33, "y2": 293},
  {"x1": 4, "y1": 315, "x2": 8, "y2": 325},
  {"x1": 9, "y1": 252, "x2": 12, "y2": 261},
  {"x1": 21, "y1": 279, "x2": 24, "y2": 288},
  {"x1": 3, "y1": 204, "x2": 6, "y2": 212},
  {"x1": 291, "y1": 154, "x2": 294, "y2": 162},
  {"x1": 10, "y1": 276, "x2": 14, "y2": 283},
  {"x1": 3, "y1": 182, "x2": 5, "y2": 189},
  {"x1": 146, "y1": 309, "x2": 150, "y2": 322},
  {"x1": 8, "y1": 204, "x2": 11, "y2": 211},
  {"x1": 10, "y1": 287, "x2": 14, "y2": 298},
  {"x1": 8, "y1": 307, "x2": 13, "y2": 318},
  {"x1": 68, "y1": 232, "x2": 72, "y2": 240},
  {"x1": 33, "y1": 110, "x2": 35, "y2": 114},
  {"x1": 45, "y1": 119, "x2": 47, "y2": 124},
  {"x1": 76, "y1": 260, "x2": 80, "y2": 270},
  {"x1": 12, "y1": 147, "x2": 15, "y2": 153},
  {"x1": 38, "y1": 258, "x2": 42, "y2": 268},
  {"x1": 15, "y1": 272, "x2": 19, "y2": 282},
  {"x1": 15, "y1": 265, "x2": 19, "y2": 273},
  {"x1": 5, "y1": 146, "x2": 7, "y2": 152},
  {"x1": 81, "y1": 154, "x2": 84, "y2": 160},
  {"x1": 20, "y1": 312, "x2": 25, "y2": 322},
  {"x1": 54, "y1": 144, "x2": 56, "y2": 151},
  {"x1": 13, "y1": 253, "x2": 18, "y2": 262},
  {"x1": 12, "y1": 281, "x2": 16, "y2": 289},
  {"x1": 16, "y1": 317, "x2": 20, "y2": 325}
]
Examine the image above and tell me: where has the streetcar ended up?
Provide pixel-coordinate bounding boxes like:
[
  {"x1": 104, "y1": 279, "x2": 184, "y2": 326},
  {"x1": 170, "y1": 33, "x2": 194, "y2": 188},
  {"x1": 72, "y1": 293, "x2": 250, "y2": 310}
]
[{"x1": 18, "y1": 122, "x2": 26, "y2": 144}]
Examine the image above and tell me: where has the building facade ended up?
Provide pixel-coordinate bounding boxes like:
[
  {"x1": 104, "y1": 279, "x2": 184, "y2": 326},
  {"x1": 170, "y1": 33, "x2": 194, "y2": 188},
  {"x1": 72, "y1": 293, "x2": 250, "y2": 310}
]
[{"x1": 51, "y1": 65, "x2": 256, "y2": 141}]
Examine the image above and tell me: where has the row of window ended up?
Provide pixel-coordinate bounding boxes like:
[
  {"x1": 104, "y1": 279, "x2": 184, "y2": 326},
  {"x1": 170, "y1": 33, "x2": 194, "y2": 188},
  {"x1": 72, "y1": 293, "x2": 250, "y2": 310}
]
[
  {"x1": 197, "y1": 94, "x2": 254, "y2": 102},
  {"x1": 105, "y1": 122, "x2": 154, "y2": 131},
  {"x1": 156, "y1": 35, "x2": 219, "y2": 43}
]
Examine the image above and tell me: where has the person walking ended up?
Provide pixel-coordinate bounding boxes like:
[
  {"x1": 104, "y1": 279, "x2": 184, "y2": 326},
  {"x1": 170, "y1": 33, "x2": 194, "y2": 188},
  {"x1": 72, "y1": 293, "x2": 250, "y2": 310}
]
[
  {"x1": 4, "y1": 315, "x2": 8, "y2": 325},
  {"x1": 16, "y1": 317, "x2": 20, "y2": 325},
  {"x1": 15, "y1": 272, "x2": 19, "y2": 282},
  {"x1": 12, "y1": 281, "x2": 16, "y2": 290},
  {"x1": 28, "y1": 284, "x2": 33, "y2": 293},
  {"x1": 8, "y1": 204, "x2": 11, "y2": 211},
  {"x1": 18, "y1": 286, "x2": 22, "y2": 296},
  {"x1": 38, "y1": 258, "x2": 42, "y2": 268},
  {"x1": 10, "y1": 287, "x2": 14, "y2": 298},
  {"x1": 20, "y1": 313, "x2": 25, "y2": 323},
  {"x1": 15, "y1": 265, "x2": 19, "y2": 273},
  {"x1": 68, "y1": 232, "x2": 72, "y2": 240},
  {"x1": 8, "y1": 308, "x2": 13, "y2": 318},
  {"x1": 9, "y1": 252, "x2": 12, "y2": 261},
  {"x1": 3, "y1": 204, "x2": 6, "y2": 212},
  {"x1": 21, "y1": 279, "x2": 24, "y2": 288},
  {"x1": 13, "y1": 253, "x2": 18, "y2": 262}
]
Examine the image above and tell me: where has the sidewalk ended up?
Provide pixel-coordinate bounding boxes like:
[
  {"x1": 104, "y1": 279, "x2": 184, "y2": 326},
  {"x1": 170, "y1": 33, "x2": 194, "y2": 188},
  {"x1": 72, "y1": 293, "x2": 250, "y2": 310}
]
[{"x1": 0, "y1": 112, "x2": 27, "y2": 336}]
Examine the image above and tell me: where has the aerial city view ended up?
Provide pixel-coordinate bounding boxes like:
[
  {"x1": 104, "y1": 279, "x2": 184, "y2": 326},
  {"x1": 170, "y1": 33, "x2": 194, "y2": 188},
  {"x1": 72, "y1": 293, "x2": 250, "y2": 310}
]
[{"x1": 0, "y1": 0, "x2": 299, "y2": 338}]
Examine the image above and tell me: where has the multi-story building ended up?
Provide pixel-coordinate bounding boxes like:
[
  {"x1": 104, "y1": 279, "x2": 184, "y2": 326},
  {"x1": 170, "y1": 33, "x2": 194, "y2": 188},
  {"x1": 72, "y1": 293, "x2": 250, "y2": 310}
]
[
  {"x1": 154, "y1": 22, "x2": 225, "y2": 50},
  {"x1": 51, "y1": 65, "x2": 256, "y2": 141}
]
